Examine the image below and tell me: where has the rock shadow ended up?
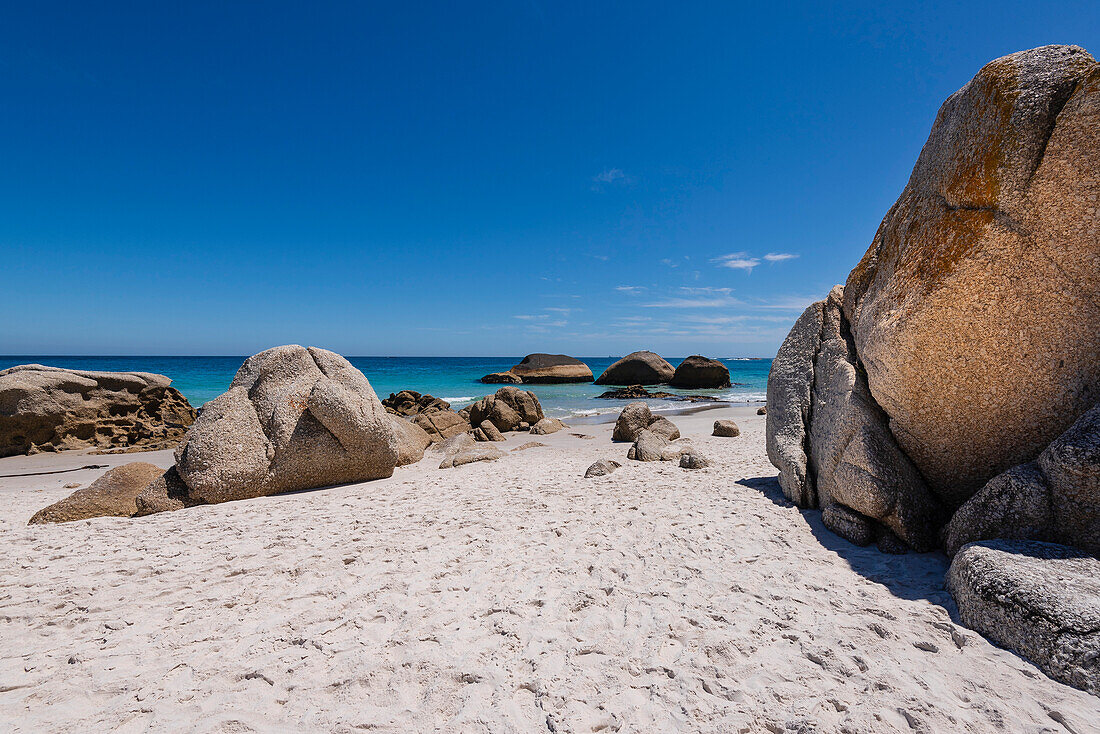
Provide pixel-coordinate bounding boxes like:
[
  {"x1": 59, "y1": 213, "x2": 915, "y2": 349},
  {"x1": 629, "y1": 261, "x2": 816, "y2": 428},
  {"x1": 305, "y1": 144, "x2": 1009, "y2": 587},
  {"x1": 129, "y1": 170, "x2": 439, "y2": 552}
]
[{"x1": 736, "y1": 474, "x2": 955, "y2": 609}]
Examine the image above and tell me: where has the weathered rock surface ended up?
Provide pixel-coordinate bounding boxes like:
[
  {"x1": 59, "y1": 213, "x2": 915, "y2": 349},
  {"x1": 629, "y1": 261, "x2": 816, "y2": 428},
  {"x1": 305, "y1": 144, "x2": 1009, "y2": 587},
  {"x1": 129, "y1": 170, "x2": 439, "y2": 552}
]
[
  {"x1": 29, "y1": 462, "x2": 164, "y2": 524},
  {"x1": 466, "y1": 387, "x2": 544, "y2": 433},
  {"x1": 944, "y1": 463, "x2": 1054, "y2": 556},
  {"x1": 134, "y1": 466, "x2": 201, "y2": 516},
  {"x1": 595, "y1": 351, "x2": 675, "y2": 385},
  {"x1": 0, "y1": 365, "x2": 196, "y2": 457},
  {"x1": 767, "y1": 287, "x2": 942, "y2": 551},
  {"x1": 679, "y1": 451, "x2": 710, "y2": 470},
  {"x1": 512, "y1": 441, "x2": 547, "y2": 452},
  {"x1": 611, "y1": 402, "x2": 679, "y2": 443},
  {"x1": 1038, "y1": 402, "x2": 1100, "y2": 556},
  {"x1": 388, "y1": 415, "x2": 432, "y2": 466},
  {"x1": 947, "y1": 540, "x2": 1100, "y2": 695},
  {"x1": 530, "y1": 417, "x2": 565, "y2": 435},
  {"x1": 413, "y1": 410, "x2": 470, "y2": 443},
  {"x1": 585, "y1": 459, "x2": 621, "y2": 478},
  {"x1": 713, "y1": 420, "x2": 740, "y2": 437},
  {"x1": 439, "y1": 445, "x2": 505, "y2": 469},
  {"x1": 627, "y1": 430, "x2": 667, "y2": 462},
  {"x1": 756, "y1": 406, "x2": 767, "y2": 416},
  {"x1": 173, "y1": 346, "x2": 398, "y2": 504},
  {"x1": 480, "y1": 371, "x2": 522, "y2": 384},
  {"x1": 669, "y1": 356, "x2": 731, "y2": 389},
  {"x1": 509, "y1": 354, "x2": 593, "y2": 383},
  {"x1": 842, "y1": 45, "x2": 1100, "y2": 504},
  {"x1": 477, "y1": 420, "x2": 506, "y2": 442},
  {"x1": 382, "y1": 391, "x2": 452, "y2": 416}
]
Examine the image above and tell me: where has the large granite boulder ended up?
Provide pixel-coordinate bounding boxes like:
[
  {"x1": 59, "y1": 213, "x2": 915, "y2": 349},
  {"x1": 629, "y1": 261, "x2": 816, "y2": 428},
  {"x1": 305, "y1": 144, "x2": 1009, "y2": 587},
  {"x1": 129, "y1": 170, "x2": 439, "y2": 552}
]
[
  {"x1": 947, "y1": 540, "x2": 1100, "y2": 695},
  {"x1": 387, "y1": 414, "x2": 432, "y2": 466},
  {"x1": 466, "y1": 387, "x2": 544, "y2": 433},
  {"x1": 29, "y1": 462, "x2": 164, "y2": 524},
  {"x1": 511, "y1": 354, "x2": 592, "y2": 383},
  {"x1": 842, "y1": 45, "x2": 1100, "y2": 504},
  {"x1": 945, "y1": 403, "x2": 1100, "y2": 556},
  {"x1": 595, "y1": 351, "x2": 675, "y2": 385},
  {"x1": 0, "y1": 365, "x2": 196, "y2": 457},
  {"x1": 669, "y1": 356, "x2": 731, "y2": 389},
  {"x1": 767, "y1": 287, "x2": 943, "y2": 551},
  {"x1": 413, "y1": 410, "x2": 470, "y2": 443},
  {"x1": 611, "y1": 402, "x2": 680, "y2": 443},
  {"x1": 171, "y1": 346, "x2": 398, "y2": 504}
]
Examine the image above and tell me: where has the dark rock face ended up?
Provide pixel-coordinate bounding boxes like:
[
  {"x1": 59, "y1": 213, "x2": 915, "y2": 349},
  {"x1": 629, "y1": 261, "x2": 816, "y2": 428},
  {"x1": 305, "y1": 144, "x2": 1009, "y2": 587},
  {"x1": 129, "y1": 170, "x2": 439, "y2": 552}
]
[
  {"x1": 29, "y1": 462, "x2": 165, "y2": 524},
  {"x1": 383, "y1": 391, "x2": 452, "y2": 416},
  {"x1": 595, "y1": 351, "x2": 675, "y2": 385},
  {"x1": 943, "y1": 463, "x2": 1054, "y2": 557},
  {"x1": 480, "y1": 371, "x2": 522, "y2": 384},
  {"x1": 669, "y1": 356, "x2": 731, "y2": 389},
  {"x1": 0, "y1": 365, "x2": 196, "y2": 457},
  {"x1": 510, "y1": 354, "x2": 592, "y2": 383},
  {"x1": 947, "y1": 540, "x2": 1100, "y2": 695},
  {"x1": 596, "y1": 385, "x2": 724, "y2": 403}
]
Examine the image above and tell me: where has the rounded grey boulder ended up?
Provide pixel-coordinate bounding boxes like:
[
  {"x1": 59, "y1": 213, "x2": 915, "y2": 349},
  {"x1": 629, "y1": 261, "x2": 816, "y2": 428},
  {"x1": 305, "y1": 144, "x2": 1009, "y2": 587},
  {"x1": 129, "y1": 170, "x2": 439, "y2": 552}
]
[
  {"x1": 595, "y1": 351, "x2": 675, "y2": 386},
  {"x1": 669, "y1": 356, "x2": 731, "y2": 389},
  {"x1": 174, "y1": 346, "x2": 399, "y2": 504}
]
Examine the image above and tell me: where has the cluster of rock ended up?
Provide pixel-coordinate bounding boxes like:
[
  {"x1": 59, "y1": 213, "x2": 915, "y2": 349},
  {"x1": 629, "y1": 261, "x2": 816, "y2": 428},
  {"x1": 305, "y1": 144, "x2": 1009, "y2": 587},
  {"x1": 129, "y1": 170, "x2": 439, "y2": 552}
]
[
  {"x1": 0, "y1": 365, "x2": 196, "y2": 457},
  {"x1": 595, "y1": 351, "x2": 731, "y2": 389},
  {"x1": 481, "y1": 354, "x2": 593, "y2": 384},
  {"x1": 609, "y1": 401, "x2": 706, "y2": 467},
  {"x1": 382, "y1": 390, "x2": 452, "y2": 416},
  {"x1": 459, "y1": 385, "x2": 564, "y2": 441},
  {"x1": 596, "y1": 385, "x2": 725, "y2": 403},
  {"x1": 765, "y1": 45, "x2": 1100, "y2": 692}
]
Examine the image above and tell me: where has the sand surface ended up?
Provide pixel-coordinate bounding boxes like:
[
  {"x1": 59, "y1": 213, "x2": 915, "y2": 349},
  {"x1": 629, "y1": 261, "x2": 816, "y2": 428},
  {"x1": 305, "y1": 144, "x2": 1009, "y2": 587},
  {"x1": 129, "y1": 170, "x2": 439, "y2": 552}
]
[{"x1": 1, "y1": 407, "x2": 1098, "y2": 733}]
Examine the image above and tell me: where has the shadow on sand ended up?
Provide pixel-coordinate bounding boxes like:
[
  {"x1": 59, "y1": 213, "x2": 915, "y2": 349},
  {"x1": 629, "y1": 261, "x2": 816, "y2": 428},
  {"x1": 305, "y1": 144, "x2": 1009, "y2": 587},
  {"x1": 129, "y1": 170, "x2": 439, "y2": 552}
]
[{"x1": 736, "y1": 474, "x2": 956, "y2": 612}]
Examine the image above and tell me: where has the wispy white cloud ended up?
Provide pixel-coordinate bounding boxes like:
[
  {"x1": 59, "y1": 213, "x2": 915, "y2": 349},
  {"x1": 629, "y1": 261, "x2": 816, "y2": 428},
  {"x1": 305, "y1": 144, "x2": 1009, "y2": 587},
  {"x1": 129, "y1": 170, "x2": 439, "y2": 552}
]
[
  {"x1": 712, "y1": 252, "x2": 761, "y2": 272},
  {"x1": 545, "y1": 307, "x2": 575, "y2": 314},
  {"x1": 616, "y1": 285, "x2": 645, "y2": 294},
  {"x1": 593, "y1": 168, "x2": 627, "y2": 184},
  {"x1": 642, "y1": 296, "x2": 742, "y2": 309},
  {"x1": 513, "y1": 314, "x2": 547, "y2": 321},
  {"x1": 678, "y1": 286, "x2": 733, "y2": 295},
  {"x1": 764, "y1": 252, "x2": 798, "y2": 262}
]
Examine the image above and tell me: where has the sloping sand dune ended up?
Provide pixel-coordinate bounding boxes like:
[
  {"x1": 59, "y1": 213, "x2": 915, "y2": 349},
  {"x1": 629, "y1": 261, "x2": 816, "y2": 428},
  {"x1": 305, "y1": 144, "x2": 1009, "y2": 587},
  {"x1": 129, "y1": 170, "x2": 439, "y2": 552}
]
[{"x1": 2, "y1": 408, "x2": 1097, "y2": 732}]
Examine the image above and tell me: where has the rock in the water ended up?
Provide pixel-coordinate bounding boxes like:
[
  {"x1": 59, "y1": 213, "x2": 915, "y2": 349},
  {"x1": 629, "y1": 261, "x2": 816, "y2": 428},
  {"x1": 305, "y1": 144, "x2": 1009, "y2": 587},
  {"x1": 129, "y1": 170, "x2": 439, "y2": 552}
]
[
  {"x1": 0, "y1": 365, "x2": 196, "y2": 457},
  {"x1": 382, "y1": 390, "x2": 452, "y2": 416},
  {"x1": 439, "y1": 445, "x2": 505, "y2": 469},
  {"x1": 413, "y1": 410, "x2": 471, "y2": 443},
  {"x1": 669, "y1": 355, "x2": 731, "y2": 388},
  {"x1": 388, "y1": 415, "x2": 432, "y2": 465},
  {"x1": 944, "y1": 463, "x2": 1054, "y2": 556},
  {"x1": 842, "y1": 45, "x2": 1100, "y2": 504},
  {"x1": 679, "y1": 451, "x2": 710, "y2": 469},
  {"x1": 28, "y1": 462, "x2": 164, "y2": 524},
  {"x1": 173, "y1": 346, "x2": 398, "y2": 505},
  {"x1": 478, "y1": 420, "x2": 506, "y2": 442},
  {"x1": 510, "y1": 354, "x2": 593, "y2": 383},
  {"x1": 480, "y1": 371, "x2": 522, "y2": 384},
  {"x1": 947, "y1": 539, "x2": 1100, "y2": 695},
  {"x1": 466, "y1": 387, "x2": 544, "y2": 433},
  {"x1": 530, "y1": 417, "x2": 565, "y2": 435},
  {"x1": 713, "y1": 420, "x2": 740, "y2": 437},
  {"x1": 1038, "y1": 402, "x2": 1100, "y2": 556},
  {"x1": 756, "y1": 406, "x2": 767, "y2": 415},
  {"x1": 585, "y1": 459, "x2": 621, "y2": 477},
  {"x1": 595, "y1": 351, "x2": 675, "y2": 385},
  {"x1": 613, "y1": 402, "x2": 655, "y2": 442}
]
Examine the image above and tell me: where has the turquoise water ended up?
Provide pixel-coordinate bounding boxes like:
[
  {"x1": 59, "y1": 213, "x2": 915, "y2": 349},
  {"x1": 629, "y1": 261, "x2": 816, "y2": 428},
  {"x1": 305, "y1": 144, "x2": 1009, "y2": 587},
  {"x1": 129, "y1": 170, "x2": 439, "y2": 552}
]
[{"x1": 0, "y1": 356, "x2": 771, "y2": 419}]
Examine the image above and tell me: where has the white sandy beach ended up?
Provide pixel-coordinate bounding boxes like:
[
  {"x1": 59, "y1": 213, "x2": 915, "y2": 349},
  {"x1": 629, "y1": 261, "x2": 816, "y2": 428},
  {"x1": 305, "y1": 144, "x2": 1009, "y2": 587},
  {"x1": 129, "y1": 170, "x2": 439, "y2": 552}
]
[{"x1": 2, "y1": 406, "x2": 1098, "y2": 733}]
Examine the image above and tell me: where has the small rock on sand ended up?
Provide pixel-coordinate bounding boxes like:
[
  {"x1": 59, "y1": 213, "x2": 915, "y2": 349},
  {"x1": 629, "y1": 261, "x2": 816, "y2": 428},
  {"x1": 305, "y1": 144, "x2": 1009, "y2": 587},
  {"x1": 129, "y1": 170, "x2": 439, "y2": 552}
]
[
  {"x1": 713, "y1": 419, "x2": 740, "y2": 437},
  {"x1": 585, "y1": 459, "x2": 621, "y2": 477}
]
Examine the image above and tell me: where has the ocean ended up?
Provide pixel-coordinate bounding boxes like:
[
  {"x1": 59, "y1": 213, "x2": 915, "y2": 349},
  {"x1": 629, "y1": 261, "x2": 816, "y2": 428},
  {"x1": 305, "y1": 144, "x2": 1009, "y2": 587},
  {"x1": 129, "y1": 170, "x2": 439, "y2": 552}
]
[{"x1": 0, "y1": 356, "x2": 771, "y2": 419}]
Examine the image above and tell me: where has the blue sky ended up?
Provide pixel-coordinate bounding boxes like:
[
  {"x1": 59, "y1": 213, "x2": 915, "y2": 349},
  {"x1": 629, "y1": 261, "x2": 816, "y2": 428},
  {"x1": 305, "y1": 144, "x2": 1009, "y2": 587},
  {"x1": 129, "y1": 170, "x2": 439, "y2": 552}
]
[{"x1": 2, "y1": 2, "x2": 1096, "y2": 356}]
